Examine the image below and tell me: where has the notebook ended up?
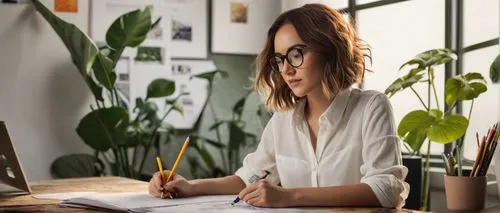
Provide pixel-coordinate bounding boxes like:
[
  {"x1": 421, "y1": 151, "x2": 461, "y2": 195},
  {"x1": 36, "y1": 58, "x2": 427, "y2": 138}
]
[
  {"x1": 59, "y1": 192, "x2": 236, "y2": 212},
  {"x1": 0, "y1": 121, "x2": 31, "y2": 196}
]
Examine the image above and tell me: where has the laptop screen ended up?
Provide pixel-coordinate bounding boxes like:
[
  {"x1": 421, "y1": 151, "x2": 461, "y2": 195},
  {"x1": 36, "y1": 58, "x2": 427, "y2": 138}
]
[{"x1": 0, "y1": 121, "x2": 31, "y2": 196}]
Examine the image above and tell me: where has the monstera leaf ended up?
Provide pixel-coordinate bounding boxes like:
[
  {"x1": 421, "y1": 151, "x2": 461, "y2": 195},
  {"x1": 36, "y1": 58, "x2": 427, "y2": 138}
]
[
  {"x1": 400, "y1": 48, "x2": 457, "y2": 70},
  {"x1": 445, "y1": 72, "x2": 488, "y2": 106},
  {"x1": 385, "y1": 68, "x2": 425, "y2": 97},
  {"x1": 76, "y1": 107, "x2": 129, "y2": 151},
  {"x1": 398, "y1": 109, "x2": 468, "y2": 152}
]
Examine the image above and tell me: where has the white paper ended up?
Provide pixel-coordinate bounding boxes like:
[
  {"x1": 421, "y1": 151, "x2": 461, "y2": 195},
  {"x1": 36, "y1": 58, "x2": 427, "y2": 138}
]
[
  {"x1": 61, "y1": 192, "x2": 236, "y2": 212},
  {"x1": 32, "y1": 192, "x2": 98, "y2": 200},
  {"x1": 140, "y1": 200, "x2": 333, "y2": 213}
]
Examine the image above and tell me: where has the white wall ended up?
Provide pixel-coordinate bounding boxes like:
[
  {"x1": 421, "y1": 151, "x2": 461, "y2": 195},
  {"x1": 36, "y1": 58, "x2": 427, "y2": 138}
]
[{"x1": 0, "y1": 0, "x2": 92, "y2": 180}]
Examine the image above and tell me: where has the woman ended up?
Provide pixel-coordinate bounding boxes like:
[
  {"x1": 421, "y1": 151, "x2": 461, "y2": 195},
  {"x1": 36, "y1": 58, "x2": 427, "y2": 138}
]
[{"x1": 149, "y1": 3, "x2": 409, "y2": 208}]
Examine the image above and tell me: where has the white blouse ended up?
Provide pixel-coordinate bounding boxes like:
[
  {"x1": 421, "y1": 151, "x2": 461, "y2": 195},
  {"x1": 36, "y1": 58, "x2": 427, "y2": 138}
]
[{"x1": 235, "y1": 88, "x2": 409, "y2": 208}]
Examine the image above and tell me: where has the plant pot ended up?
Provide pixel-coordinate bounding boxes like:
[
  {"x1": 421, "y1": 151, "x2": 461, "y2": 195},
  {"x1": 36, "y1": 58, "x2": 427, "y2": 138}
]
[
  {"x1": 444, "y1": 175, "x2": 486, "y2": 212},
  {"x1": 402, "y1": 155, "x2": 422, "y2": 210}
]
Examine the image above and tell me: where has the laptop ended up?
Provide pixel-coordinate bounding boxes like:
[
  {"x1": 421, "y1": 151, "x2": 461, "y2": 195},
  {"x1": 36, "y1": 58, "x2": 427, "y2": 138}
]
[{"x1": 0, "y1": 121, "x2": 31, "y2": 196}]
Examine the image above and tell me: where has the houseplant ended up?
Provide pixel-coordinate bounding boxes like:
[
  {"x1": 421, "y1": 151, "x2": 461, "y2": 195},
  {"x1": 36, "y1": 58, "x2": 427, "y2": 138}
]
[
  {"x1": 186, "y1": 72, "x2": 271, "y2": 178},
  {"x1": 440, "y1": 53, "x2": 500, "y2": 212},
  {"x1": 31, "y1": 0, "x2": 194, "y2": 179},
  {"x1": 385, "y1": 48, "x2": 488, "y2": 211}
]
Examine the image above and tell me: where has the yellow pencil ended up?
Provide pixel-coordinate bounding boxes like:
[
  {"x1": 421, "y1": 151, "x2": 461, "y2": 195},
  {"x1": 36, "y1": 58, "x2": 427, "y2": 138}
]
[
  {"x1": 167, "y1": 137, "x2": 190, "y2": 183},
  {"x1": 162, "y1": 137, "x2": 190, "y2": 199},
  {"x1": 155, "y1": 156, "x2": 166, "y2": 198}
]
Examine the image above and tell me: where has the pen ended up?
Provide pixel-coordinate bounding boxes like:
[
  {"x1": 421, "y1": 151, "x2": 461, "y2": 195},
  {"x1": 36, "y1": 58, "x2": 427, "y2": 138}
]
[
  {"x1": 164, "y1": 137, "x2": 190, "y2": 199},
  {"x1": 231, "y1": 170, "x2": 270, "y2": 206}
]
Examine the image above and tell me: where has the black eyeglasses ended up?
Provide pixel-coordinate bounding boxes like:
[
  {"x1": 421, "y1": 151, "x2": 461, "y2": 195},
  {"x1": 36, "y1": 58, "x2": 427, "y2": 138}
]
[{"x1": 269, "y1": 44, "x2": 309, "y2": 73}]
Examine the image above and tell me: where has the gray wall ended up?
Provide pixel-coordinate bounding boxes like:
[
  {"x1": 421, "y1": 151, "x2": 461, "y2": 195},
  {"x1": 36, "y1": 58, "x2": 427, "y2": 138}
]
[{"x1": 0, "y1": 1, "x2": 93, "y2": 180}]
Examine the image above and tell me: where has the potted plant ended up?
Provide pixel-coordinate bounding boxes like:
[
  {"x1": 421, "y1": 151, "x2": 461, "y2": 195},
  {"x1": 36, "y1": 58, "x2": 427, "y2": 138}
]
[
  {"x1": 385, "y1": 48, "x2": 488, "y2": 211},
  {"x1": 31, "y1": 0, "x2": 211, "y2": 180},
  {"x1": 440, "y1": 53, "x2": 500, "y2": 212}
]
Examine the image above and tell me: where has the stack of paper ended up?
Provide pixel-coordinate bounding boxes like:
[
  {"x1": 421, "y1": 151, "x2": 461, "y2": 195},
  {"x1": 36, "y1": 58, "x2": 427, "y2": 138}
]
[{"x1": 58, "y1": 192, "x2": 235, "y2": 212}]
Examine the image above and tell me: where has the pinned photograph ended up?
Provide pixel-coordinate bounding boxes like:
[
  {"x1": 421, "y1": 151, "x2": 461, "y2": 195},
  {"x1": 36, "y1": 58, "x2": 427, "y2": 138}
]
[
  {"x1": 115, "y1": 58, "x2": 130, "y2": 101},
  {"x1": 171, "y1": 64, "x2": 192, "y2": 76},
  {"x1": 134, "y1": 46, "x2": 163, "y2": 64},
  {"x1": 172, "y1": 19, "x2": 192, "y2": 42},
  {"x1": 54, "y1": 0, "x2": 78, "y2": 13},
  {"x1": 230, "y1": 2, "x2": 248, "y2": 23}
]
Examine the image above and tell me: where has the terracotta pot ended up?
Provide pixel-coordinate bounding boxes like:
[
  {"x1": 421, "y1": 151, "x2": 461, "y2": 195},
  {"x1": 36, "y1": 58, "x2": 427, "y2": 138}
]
[{"x1": 444, "y1": 175, "x2": 486, "y2": 212}]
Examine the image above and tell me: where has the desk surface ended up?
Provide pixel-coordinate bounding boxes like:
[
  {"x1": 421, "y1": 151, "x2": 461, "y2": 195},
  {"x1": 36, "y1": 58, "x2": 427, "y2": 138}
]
[{"x1": 0, "y1": 176, "x2": 420, "y2": 212}]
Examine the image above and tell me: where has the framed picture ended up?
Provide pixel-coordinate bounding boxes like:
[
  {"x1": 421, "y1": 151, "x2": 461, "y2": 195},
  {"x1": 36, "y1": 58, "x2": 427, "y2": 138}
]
[
  {"x1": 165, "y1": 0, "x2": 208, "y2": 59},
  {"x1": 211, "y1": 0, "x2": 281, "y2": 55}
]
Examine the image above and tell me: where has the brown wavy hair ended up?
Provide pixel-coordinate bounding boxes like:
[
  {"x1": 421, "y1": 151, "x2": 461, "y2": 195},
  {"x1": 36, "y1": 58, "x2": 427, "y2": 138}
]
[{"x1": 255, "y1": 4, "x2": 370, "y2": 112}]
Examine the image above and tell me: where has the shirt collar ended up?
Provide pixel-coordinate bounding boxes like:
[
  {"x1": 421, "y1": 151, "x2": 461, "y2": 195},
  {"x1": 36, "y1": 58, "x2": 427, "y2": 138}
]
[{"x1": 292, "y1": 87, "x2": 353, "y2": 127}]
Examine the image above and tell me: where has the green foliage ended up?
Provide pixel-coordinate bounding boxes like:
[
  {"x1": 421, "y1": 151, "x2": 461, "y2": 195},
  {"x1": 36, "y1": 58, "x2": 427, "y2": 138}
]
[
  {"x1": 385, "y1": 48, "x2": 488, "y2": 210},
  {"x1": 50, "y1": 154, "x2": 105, "y2": 178},
  {"x1": 76, "y1": 107, "x2": 129, "y2": 151},
  {"x1": 445, "y1": 72, "x2": 487, "y2": 106},
  {"x1": 32, "y1": 0, "x2": 191, "y2": 179},
  {"x1": 186, "y1": 73, "x2": 266, "y2": 179}
]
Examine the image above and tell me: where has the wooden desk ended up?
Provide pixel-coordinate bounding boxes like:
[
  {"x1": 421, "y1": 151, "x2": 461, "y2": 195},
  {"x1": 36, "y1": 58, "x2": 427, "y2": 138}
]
[{"x1": 0, "y1": 177, "x2": 420, "y2": 212}]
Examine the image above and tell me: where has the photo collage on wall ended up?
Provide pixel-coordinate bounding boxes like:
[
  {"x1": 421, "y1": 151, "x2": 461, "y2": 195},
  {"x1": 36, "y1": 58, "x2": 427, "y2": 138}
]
[{"x1": 90, "y1": 0, "x2": 212, "y2": 129}]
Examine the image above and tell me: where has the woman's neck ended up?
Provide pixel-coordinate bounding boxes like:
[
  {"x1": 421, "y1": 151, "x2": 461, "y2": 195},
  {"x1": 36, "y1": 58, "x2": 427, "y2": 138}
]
[{"x1": 305, "y1": 88, "x2": 334, "y2": 119}]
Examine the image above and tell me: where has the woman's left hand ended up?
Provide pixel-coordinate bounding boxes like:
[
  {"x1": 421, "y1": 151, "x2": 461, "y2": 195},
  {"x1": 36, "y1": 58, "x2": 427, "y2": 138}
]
[{"x1": 238, "y1": 179, "x2": 292, "y2": 207}]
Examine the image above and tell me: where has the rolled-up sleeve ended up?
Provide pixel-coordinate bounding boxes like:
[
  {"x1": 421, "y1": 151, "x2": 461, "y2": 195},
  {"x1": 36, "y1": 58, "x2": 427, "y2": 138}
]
[
  {"x1": 235, "y1": 115, "x2": 280, "y2": 186},
  {"x1": 360, "y1": 94, "x2": 410, "y2": 208}
]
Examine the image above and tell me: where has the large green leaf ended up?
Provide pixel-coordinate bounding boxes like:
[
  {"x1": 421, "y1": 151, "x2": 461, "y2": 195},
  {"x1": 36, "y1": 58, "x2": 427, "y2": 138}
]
[
  {"x1": 385, "y1": 68, "x2": 425, "y2": 97},
  {"x1": 490, "y1": 54, "x2": 500, "y2": 83},
  {"x1": 400, "y1": 48, "x2": 457, "y2": 70},
  {"x1": 32, "y1": 0, "x2": 98, "y2": 77},
  {"x1": 146, "y1": 79, "x2": 175, "y2": 100},
  {"x1": 85, "y1": 75, "x2": 104, "y2": 101},
  {"x1": 50, "y1": 154, "x2": 104, "y2": 178},
  {"x1": 398, "y1": 110, "x2": 435, "y2": 151},
  {"x1": 106, "y1": 7, "x2": 152, "y2": 63},
  {"x1": 445, "y1": 72, "x2": 487, "y2": 106},
  {"x1": 93, "y1": 53, "x2": 116, "y2": 91},
  {"x1": 32, "y1": 0, "x2": 101, "y2": 96},
  {"x1": 76, "y1": 107, "x2": 129, "y2": 151},
  {"x1": 427, "y1": 115, "x2": 468, "y2": 143},
  {"x1": 398, "y1": 109, "x2": 469, "y2": 152}
]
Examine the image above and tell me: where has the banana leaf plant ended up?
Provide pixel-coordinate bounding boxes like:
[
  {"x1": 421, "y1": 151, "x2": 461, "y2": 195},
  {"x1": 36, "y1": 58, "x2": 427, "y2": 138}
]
[
  {"x1": 32, "y1": 0, "x2": 190, "y2": 179},
  {"x1": 385, "y1": 48, "x2": 488, "y2": 211}
]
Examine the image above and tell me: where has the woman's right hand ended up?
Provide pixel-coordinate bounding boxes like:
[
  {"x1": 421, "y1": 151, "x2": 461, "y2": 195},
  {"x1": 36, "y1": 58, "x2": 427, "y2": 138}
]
[{"x1": 148, "y1": 171, "x2": 196, "y2": 198}]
